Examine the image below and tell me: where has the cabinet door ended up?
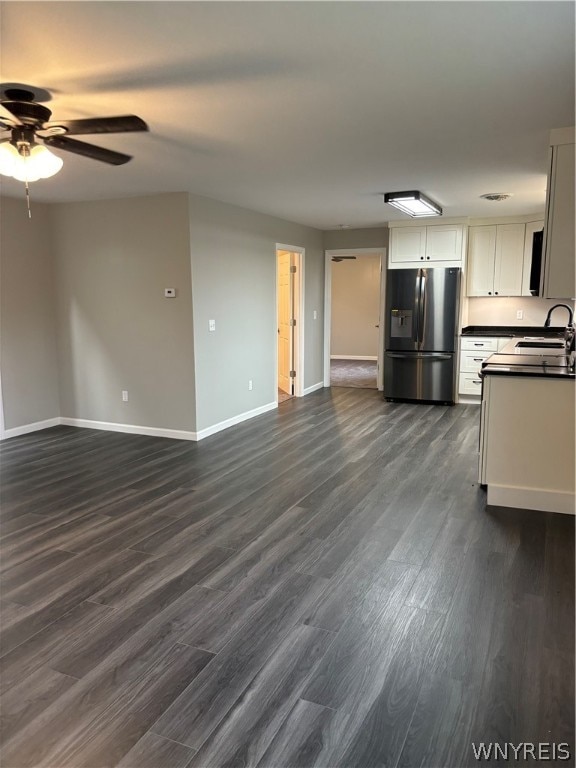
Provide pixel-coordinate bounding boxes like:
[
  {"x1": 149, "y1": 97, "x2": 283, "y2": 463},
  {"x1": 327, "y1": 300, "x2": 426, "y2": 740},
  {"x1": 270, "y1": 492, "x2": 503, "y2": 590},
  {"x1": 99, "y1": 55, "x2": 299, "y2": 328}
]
[
  {"x1": 390, "y1": 227, "x2": 426, "y2": 263},
  {"x1": 544, "y1": 142, "x2": 575, "y2": 299},
  {"x1": 425, "y1": 225, "x2": 463, "y2": 262},
  {"x1": 493, "y1": 223, "x2": 525, "y2": 296},
  {"x1": 466, "y1": 226, "x2": 496, "y2": 296}
]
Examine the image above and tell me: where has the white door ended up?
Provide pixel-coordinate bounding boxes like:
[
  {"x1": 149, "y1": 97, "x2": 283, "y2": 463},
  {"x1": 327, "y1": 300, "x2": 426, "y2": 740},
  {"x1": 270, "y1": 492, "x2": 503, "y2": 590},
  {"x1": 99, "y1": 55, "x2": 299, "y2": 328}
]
[{"x1": 277, "y1": 251, "x2": 293, "y2": 395}]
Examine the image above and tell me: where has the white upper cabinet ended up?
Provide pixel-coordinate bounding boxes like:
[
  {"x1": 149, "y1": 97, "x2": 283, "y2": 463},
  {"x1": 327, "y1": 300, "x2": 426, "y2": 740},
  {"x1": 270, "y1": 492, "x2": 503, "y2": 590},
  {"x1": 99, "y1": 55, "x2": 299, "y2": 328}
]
[
  {"x1": 466, "y1": 223, "x2": 525, "y2": 296},
  {"x1": 493, "y1": 223, "x2": 526, "y2": 296},
  {"x1": 389, "y1": 223, "x2": 465, "y2": 268},
  {"x1": 542, "y1": 131, "x2": 575, "y2": 299},
  {"x1": 467, "y1": 226, "x2": 497, "y2": 296},
  {"x1": 425, "y1": 225, "x2": 464, "y2": 262},
  {"x1": 389, "y1": 226, "x2": 426, "y2": 264}
]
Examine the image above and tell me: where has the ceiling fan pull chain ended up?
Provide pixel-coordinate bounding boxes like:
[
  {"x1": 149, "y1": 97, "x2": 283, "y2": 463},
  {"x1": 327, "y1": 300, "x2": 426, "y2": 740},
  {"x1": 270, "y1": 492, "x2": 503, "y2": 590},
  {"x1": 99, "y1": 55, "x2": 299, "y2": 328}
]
[{"x1": 25, "y1": 180, "x2": 32, "y2": 218}]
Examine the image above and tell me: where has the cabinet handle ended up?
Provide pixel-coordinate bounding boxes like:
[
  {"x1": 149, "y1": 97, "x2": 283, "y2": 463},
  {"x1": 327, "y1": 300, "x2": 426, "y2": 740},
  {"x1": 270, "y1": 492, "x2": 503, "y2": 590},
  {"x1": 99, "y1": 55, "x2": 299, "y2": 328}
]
[
  {"x1": 473, "y1": 358, "x2": 483, "y2": 362},
  {"x1": 495, "y1": 292, "x2": 499, "y2": 295},
  {"x1": 473, "y1": 343, "x2": 484, "y2": 346},
  {"x1": 426, "y1": 256, "x2": 431, "y2": 260},
  {"x1": 420, "y1": 257, "x2": 424, "y2": 260},
  {"x1": 488, "y1": 292, "x2": 492, "y2": 295},
  {"x1": 473, "y1": 380, "x2": 481, "y2": 385}
]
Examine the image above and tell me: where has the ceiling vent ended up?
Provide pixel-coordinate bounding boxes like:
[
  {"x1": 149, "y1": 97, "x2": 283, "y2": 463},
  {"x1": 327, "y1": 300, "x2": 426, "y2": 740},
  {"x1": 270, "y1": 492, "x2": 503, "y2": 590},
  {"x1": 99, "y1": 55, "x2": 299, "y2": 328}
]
[{"x1": 480, "y1": 193, "x2": 513, "y2": 202}]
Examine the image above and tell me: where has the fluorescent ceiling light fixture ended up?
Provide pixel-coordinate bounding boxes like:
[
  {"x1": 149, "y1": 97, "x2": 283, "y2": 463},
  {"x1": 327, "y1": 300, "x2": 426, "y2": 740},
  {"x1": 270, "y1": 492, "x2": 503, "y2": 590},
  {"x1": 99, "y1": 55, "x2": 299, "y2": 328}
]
[
  {"x1": 384, "y1": 190, "x2": 442, "y2": 217},
  {"x1": 0, "y1": 141, "x2": 63, "y2": 182}
]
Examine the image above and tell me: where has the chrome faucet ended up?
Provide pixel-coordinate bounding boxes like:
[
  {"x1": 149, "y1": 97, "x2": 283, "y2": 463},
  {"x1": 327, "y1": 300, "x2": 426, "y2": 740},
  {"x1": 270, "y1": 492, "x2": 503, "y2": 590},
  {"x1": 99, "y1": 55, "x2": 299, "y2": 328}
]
[{"x1": 544, "y1": 303, "x2": 574, "y2": 328}]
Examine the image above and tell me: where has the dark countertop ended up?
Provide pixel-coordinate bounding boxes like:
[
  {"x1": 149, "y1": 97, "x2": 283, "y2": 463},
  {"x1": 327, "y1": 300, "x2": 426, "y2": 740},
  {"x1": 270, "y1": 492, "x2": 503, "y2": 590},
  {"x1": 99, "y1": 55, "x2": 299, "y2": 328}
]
[
  {"x1": 481, "y1": 364, "x2": 575, "y2": 379},
  {"x1": 461, "y1": 325, "x2": 565, "y2": 338},
  {"x1": 481, "y1": 352, "x2": 575, "y2": 379}
]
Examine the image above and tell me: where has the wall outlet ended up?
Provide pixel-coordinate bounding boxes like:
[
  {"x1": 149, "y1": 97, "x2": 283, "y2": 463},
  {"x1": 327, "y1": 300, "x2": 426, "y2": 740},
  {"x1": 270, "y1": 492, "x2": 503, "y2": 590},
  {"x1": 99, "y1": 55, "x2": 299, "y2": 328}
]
[
  {"x1": 209, "y1": 319, "x2": 216, "y2": 332},
  {"x1": 516, "y1": 310, "x2": 524, "y2": 320},
  {"x1": 122, "y1": 390, "x2": 129, "y2": 402},
  {"x1": 248, "y1": 380, "x2": 253, "y2": 391}
]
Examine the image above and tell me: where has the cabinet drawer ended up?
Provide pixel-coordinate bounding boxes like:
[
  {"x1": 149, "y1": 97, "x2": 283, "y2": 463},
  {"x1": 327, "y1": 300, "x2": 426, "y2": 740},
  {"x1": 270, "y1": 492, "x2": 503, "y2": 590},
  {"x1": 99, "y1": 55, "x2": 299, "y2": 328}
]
[
  {"x1": 460, "y1": 350, "x2": 490, "y2": 373},
  {"x1": 461, "y1": 337, "x2": 499, "y2": 352},
  {"x1": 459, "y1": 372, "x2": 483, "y2": 395}
]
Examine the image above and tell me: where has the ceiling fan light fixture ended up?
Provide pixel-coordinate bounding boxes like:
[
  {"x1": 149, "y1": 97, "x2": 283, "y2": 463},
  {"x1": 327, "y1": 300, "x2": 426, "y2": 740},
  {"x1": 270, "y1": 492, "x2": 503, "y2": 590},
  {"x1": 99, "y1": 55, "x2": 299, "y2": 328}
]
[
  {"x1": 0, "y1": 140, "x2": 19, "y2": 176},
  {"x1": 384, "y1": 190, "x2": 442, "y2": 218},
  {"x1": 0, "y1": 140, "x2": 63, "y2": 181}
]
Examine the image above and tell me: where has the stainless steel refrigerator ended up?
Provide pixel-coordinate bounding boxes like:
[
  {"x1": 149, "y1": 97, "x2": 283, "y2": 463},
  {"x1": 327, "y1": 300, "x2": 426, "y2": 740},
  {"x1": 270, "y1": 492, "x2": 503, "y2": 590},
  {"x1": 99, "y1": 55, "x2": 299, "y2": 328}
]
[{"x1": 384, "y1": 267, "x2": 460, "y2": 404}]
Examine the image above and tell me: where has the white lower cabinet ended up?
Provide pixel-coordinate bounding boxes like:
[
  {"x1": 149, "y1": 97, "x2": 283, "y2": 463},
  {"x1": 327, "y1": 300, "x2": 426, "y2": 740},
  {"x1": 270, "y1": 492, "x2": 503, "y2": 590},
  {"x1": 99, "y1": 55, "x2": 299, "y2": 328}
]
[
  {"x1": 458, "y1": 336, "x2": 508, "y2": 399},
  {"x1": 480, "y1": 374, "x2": 575, "y2": 514}
]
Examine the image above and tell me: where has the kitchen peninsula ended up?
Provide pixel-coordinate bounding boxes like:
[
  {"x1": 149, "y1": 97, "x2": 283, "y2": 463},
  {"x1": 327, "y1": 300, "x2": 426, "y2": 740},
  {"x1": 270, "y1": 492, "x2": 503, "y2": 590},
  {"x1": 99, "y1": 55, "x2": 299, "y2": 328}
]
[{"x1": 479, "y1": 338, "x2": 575, "y2": 515}]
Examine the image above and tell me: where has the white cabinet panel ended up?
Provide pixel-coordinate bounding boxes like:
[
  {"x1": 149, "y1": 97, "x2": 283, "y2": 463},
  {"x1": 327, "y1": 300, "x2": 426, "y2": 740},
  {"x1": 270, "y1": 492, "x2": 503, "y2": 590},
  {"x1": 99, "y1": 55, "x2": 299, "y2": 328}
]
[
  {"x1": 425, "y1": 225, "x2": 464, "y2": 262},
  {"x1": 466, "y1": 223, "x2": 525, "y2": 297},
  {"x1": 388, "y1": 224, "x2": 465, "y2": 267},
  {"x1": 493, "y1": 223, "x2": 525, "y2": 296},
  {"x1": 459, "y1": 373, "x2": 483, "y2": 395},
  {"x1": 543, "y1": 141, "x2": 575, "y2": 299},
  {"x1": 458, "y1": 336, "x2": 508, "y2": 398},
  {"x1": 460, "y1": 337, "x2": 499, "y2": 352},
  {"x1": 467, "y1": 226, "x2": 497, "y2": 296},
  {"x1": 390, "y1": 227, "x2": 426, "y2": 263},
  {"x1": 461, "y1": 350, "x2": 491, "y2": 373}
]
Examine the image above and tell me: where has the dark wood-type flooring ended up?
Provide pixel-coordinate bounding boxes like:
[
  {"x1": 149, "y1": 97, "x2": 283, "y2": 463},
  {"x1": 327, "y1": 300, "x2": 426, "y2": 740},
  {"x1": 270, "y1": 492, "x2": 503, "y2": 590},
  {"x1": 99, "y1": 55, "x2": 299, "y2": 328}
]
[{"x1": 0, "y1": 388, "x2": 574, "y2": 768}]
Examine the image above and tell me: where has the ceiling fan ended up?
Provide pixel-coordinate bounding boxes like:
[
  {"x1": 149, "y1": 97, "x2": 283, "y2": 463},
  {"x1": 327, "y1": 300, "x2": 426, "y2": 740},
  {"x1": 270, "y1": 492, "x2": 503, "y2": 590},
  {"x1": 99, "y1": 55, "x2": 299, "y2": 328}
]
[{"x1": 0, "y1": 86, "x2": 148, "y2": 182}]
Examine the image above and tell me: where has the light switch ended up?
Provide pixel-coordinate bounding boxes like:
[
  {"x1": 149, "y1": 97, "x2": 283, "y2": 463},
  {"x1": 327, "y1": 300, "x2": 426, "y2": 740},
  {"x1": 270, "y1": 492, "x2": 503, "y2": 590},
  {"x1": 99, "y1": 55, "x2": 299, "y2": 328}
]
[
  {"x1": 209, "y1": 319, "x2": 216, "y2": 332},
  {"x1": 313, "y1": 310, "x2": 318, "y2": 320},
  {"x1": 164, "y1": 288, "x2": 176, "y2": 298}
]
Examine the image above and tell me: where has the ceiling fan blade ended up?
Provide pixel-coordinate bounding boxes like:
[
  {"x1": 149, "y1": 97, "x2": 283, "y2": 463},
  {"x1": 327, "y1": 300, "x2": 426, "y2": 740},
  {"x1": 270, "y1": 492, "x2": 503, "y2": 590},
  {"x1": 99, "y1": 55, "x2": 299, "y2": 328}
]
[
  {"x1": 42, "y1": 115, "x2": 148, "y2": 136},
  {"x1": 43, "y1": 135, "x2": 132, "y2": 165},
  {"x1": 0, "y1": 102, "x2": 23, "y2": 127}
]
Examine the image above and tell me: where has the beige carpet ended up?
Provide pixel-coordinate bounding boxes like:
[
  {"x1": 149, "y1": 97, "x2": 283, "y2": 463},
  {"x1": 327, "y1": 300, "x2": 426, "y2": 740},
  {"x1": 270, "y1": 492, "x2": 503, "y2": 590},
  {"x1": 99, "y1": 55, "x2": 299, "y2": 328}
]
[{"x1": 330, "y1": 358, "x2": 377, "y2": 389}]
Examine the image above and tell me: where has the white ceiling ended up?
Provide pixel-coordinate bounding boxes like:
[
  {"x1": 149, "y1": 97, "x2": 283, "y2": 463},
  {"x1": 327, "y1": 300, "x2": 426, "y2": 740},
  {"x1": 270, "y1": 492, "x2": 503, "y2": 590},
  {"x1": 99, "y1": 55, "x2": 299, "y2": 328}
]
[{"x1": 0, "y1": 1, "x2": 574, "y2": 229}]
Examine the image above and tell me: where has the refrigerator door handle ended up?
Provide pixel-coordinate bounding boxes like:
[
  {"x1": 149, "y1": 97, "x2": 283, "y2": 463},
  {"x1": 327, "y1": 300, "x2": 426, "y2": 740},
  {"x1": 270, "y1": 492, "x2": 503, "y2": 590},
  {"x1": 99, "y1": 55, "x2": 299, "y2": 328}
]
[
  {"x1": 418, "y1": 271, "x2": 427, "y2": 345},
  {"x1": 386, "y1": 353, "x2": 452, "y2": 360},
  {"x1": 413, "y1": 271, "x2": 421, "y2": 343}
]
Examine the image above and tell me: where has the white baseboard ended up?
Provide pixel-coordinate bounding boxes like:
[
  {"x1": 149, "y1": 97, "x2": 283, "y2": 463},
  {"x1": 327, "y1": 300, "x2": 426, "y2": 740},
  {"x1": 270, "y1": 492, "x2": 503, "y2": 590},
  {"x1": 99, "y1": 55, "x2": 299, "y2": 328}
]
[
  {"x1": 5, "y1": 400, "x2": 285, "y2": 444},
  {"x1": 330, "y1": 355, "x2": 378, "y2": 361},
  {"x1": 60, "y1": 417, "x2": 198, "y2": 442},
  {"x1": 487, "y1": 484, "x2": 576, "y2": 515},
  {"x1": 457, "y1": 396, "x2": 481, "y2": 405},
  {"x1": 195, "y1": 401, "x2": 277, "y2": 440},
  {"x1": 303, "y1": 382, "x2": 325, "y2": 395},
  {"x1": 1, "y1": 417, "x2": 61, "y2": 440}
]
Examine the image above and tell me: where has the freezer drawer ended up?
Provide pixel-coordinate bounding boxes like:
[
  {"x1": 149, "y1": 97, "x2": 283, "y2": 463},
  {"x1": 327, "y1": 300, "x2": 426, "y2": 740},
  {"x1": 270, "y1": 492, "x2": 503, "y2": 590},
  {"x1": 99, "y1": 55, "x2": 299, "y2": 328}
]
[{"x1": 384, "y1": 352, "x2": 456, "y2": 403}]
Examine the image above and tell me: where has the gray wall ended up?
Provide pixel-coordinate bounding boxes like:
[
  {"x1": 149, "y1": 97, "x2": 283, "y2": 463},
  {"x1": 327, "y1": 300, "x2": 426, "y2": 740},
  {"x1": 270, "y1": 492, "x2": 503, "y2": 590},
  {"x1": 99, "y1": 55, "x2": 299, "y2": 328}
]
[
  {"x1": 51, "y1": 193, "x2": 197, "y2": 432},
  {"x1": 188, "y1": 193, "x2": 324, "y2": 431},
  {"x1": 331, "y1": 255, "x2": 381, "y2": 357},
  {"x1": 0, "y1": 197, "x2": 60, "y2": 430},
  {"x1": 323, "y1": 227, "x2": 389, "y2": 251}
]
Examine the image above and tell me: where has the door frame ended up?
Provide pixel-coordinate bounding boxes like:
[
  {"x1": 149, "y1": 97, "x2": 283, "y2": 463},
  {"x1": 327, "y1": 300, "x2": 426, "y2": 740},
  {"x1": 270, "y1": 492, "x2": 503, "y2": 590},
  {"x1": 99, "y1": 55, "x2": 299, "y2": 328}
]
[
  {"x1": 276, "y1": 244, "x2": 305, "y2": 399},
  {"x1": 323, "y1": 248, "x2": 387, "y2": 390}
]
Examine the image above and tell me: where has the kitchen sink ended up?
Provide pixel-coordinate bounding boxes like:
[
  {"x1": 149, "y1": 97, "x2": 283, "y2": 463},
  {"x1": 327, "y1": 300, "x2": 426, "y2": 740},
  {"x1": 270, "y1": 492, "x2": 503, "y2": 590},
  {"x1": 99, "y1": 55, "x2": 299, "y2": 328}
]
[{"x1": 515, "y1": 340, "x2": 565, "y2": 348}]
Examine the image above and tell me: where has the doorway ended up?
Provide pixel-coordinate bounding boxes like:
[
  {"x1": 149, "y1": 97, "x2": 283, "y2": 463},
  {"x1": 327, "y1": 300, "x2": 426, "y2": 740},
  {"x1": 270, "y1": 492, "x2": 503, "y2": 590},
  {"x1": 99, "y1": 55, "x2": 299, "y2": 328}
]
[
  {"x1": 276, "y1": 245, "x2": 304, "y2": 404},
  {"x1": 323, "y1": 248, "x2": 386, "y2": 390}
]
